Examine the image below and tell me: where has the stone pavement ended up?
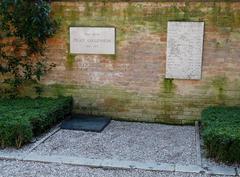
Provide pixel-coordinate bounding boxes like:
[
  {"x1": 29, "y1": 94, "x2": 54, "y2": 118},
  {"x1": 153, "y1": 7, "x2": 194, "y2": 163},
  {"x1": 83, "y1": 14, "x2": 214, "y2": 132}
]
[{"x1": 0, "y1": 159, "x2": 235, "y2": 177}]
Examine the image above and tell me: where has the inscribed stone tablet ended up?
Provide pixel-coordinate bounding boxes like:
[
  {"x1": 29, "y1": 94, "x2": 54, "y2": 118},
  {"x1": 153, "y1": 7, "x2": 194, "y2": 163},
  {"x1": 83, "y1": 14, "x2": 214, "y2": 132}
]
[
  {"x1": 70, "y1": 27, "x2": 116, "y2": 55},
  {"x1": 166, "y1": 22, "x2": 204, "y2": 80}
]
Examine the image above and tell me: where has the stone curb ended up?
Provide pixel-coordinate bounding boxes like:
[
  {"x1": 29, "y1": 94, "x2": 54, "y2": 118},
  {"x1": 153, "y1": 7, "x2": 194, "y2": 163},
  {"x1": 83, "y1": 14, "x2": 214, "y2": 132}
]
[
  {"x1": 195, "y1": 121, "x2": 202, "y2": 166},
  {"x1": 0, "y1": 152, "x2": 23, "y2": 161},
  {"x1": 22, "y1": 154, "x2": 176, "y2": 172},
  {"x1": 204, "y1": 166, "x2": 237, "y2": 176},
  {"x1": 0, "y1": 153, "x2": 238, "y2": 176},
  {"x1": 175, "y1": 164, "x2": 204, "y2": 174},
  {"x1": 23, "y1": 125, "x2": 61, "y2": 157}
]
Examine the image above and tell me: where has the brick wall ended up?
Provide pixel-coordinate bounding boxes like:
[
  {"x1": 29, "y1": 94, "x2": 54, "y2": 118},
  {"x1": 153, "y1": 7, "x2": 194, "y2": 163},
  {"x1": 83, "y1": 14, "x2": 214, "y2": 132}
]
[{"x1": 30, "y1": 1, "x2": 240, "y2": 124}]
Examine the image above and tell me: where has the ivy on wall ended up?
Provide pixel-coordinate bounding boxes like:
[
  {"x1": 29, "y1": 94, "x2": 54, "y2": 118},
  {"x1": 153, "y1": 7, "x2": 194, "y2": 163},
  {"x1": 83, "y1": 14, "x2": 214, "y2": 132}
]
[{"x1": 0, "y1": 0, "x2": 59, "y2": 97}]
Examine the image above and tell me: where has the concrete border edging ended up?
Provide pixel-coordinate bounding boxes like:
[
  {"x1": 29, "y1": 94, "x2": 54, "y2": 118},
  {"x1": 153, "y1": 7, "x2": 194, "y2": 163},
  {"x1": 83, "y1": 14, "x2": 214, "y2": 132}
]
[
  {"x1": 0, "y1": 153, "x2": 238, "y2": 176},
  {"x1": 204, "y1": 166, "x2": 237, "y2": 176},
  {"x1": 195, "y1": 121, "x2": 202, "y2": 166},
  {"x1": 24, "y1": 126, "x2": 61, "y2": 156}
]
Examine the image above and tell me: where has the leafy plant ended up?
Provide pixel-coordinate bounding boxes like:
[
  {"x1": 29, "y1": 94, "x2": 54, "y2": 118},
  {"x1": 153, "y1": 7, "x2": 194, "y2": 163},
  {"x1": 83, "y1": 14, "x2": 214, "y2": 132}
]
[
  {"x1": 0, "y1": 0, "x2": 58, "y2": 97},
  {"x1": 201, "y1": 107, "x2": 240, "y2": 163},
  {"x1": 0, "y1": 97, "x2": 73, "y2": 148}
]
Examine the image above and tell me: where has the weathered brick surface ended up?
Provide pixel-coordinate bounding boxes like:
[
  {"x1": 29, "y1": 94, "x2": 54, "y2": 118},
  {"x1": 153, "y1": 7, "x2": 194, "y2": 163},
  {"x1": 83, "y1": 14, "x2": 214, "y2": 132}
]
[{"x1": 36, "y1": 1, "x2": 240, "y2": 124}]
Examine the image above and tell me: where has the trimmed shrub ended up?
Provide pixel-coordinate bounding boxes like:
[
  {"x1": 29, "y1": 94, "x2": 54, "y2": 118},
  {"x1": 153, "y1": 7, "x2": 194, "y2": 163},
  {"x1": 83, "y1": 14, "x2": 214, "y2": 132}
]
[
  {"x1": 0, "y1": 97, "x2": 73, "y2": 148},
  {"x1": 0, "y1": 117, "x2": 32, "y2": 148},
  {"x1": 201, "y1": 107, "x2": 240, "y2": 163}
]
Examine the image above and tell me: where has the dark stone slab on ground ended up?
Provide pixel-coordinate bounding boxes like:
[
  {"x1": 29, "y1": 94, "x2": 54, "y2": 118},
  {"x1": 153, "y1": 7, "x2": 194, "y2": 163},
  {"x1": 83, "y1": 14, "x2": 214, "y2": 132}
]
[{"x1": 61, "y1": 114, "x2": 111, "y2": 132}]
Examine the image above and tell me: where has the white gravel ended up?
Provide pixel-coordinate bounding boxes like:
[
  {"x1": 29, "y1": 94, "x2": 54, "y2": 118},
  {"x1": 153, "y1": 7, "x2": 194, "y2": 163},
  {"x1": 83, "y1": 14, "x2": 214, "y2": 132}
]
[
  {"x1": 0, "y1": 159, "x2": 233, "y2": 177},
  {"x1": 33, "y1": 121, "x2": 197, "y2": 165}
]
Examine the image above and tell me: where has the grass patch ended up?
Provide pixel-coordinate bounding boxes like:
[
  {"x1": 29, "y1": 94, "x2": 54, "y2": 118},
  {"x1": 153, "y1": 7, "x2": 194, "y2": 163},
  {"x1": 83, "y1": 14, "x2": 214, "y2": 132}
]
[
  {"x1": 0, "y1": 97, "x2": 73, "y2": 148},
  {"x1": 201, "y1": 107, "x2": 240, "y2": 163}
]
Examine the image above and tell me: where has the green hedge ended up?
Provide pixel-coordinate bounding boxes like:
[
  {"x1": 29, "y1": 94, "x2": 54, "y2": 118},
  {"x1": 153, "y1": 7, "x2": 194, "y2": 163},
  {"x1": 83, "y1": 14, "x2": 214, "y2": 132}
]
[
  {"x1": 201, "y1": 107, "x2": 240, "y2": 163},
  {"x1": 0, "y1": 97, "x2": 73, "y2": 148}
]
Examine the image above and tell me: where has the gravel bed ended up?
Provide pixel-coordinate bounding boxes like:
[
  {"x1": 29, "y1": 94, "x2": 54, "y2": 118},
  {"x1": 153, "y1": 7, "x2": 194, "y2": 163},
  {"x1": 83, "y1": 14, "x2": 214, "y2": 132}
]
[
  {"x1": 33, "y1": 121, "x2": 197, "y2": 165},
  {"x1": 0, "y1": 159, "x2": 233, "y2": 177}
]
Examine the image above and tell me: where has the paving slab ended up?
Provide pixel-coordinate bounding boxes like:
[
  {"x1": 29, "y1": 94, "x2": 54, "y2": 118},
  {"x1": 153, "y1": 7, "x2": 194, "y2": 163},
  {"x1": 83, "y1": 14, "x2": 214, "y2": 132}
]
[
  {"x1": 33, "y1": 121, "x2": 197, "y2": 165},
  {"x1": 0, "y1": 152, "x2": 23, "y2": 160},
  {"x1": 205, "y1": 166, "x2": 237, "y2": 176},
  {"x1": 0, "y1": 159, "x2": 234, "y2": 177},
  {"x1": 175, "y1": 164, "x2": 204, "y2": 174},
  {"x1": 61, "y1": 114, "x2": 111, "y2": 132},
  {"x1": 24, "y1": 154, "x2": 175, "y2": 172}
]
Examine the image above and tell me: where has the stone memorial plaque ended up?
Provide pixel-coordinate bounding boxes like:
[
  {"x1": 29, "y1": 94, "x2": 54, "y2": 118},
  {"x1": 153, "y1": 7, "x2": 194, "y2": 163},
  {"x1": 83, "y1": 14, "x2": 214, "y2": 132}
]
[
  {"x1": 166, "y1": 22, "x2": 204, "y2": 80},
  {"x1": 70, "y1": 27, "x2": 116, "y2": 55}
]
